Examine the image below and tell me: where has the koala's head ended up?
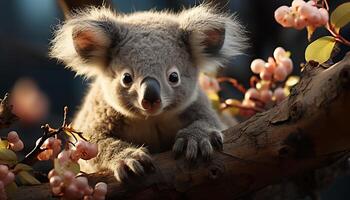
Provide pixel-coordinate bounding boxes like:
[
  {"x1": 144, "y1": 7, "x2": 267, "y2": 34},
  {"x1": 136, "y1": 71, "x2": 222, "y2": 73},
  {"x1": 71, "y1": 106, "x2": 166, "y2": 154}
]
[{"x1": 50, "y1": 5, "x2": 246, "y2": 119}]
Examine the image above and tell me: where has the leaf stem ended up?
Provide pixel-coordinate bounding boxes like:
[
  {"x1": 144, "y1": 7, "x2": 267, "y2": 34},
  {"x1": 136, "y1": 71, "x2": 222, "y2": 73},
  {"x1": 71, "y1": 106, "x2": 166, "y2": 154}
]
[{"x1": 326, "y1": 20, "x2": 350, "y2": 47}]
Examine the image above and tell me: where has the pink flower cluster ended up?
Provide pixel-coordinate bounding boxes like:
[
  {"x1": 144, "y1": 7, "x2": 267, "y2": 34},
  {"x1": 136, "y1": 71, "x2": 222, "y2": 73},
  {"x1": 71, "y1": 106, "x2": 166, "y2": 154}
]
[
  {"x1": 0, "y1": 165, "x2": 15, "y2": 199},
  {"x1": 49, "y1": 170, "x2": 107, "y2": 200},
  {"x1": 58, "y1": 141, "x2": 98, "y2": 163},
  {"x1": 35, "y1": 134, "x2": 101, "y2": 199},
  {"x1": 47, "y1": 141, "x2": 100, "y2": 199},
  {"x1": 37, "y1": 137, "x2": 62, "y2": 161},
  {"x1": 240, "y1": 47, "x2": 294, "y2": 117},
  {"x1": 7, "y1": 131, "x2": 24, "y2": 152},
  {"x1": 275, "y1": 0, "x2": 329, "y2": 29},
  {"x1": 38, "y1": 139, "x2": 97, "y2": 163},
  {"x1": 251, "y1": 47, "x2": 293, "y2": 82},
  {"x1": 243, "y1": 87, "x2": 286, "y2": 107}
]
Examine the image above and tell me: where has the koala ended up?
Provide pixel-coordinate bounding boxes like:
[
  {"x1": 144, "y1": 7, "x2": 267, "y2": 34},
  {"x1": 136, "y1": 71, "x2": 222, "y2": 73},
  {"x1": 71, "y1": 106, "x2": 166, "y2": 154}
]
[{"x1": 50, "y1": 5, "x2": 246, "y2": 182}]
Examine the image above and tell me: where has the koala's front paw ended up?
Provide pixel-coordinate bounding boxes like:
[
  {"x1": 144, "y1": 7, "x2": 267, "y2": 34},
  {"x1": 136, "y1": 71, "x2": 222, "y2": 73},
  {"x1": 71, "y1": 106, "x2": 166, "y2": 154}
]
[
  {"x1": 172, "y1": 129, "x2": 223, "y2": 161},
  {"x1": 113, "y1": 148, "x2": 154, "y2": 182}
]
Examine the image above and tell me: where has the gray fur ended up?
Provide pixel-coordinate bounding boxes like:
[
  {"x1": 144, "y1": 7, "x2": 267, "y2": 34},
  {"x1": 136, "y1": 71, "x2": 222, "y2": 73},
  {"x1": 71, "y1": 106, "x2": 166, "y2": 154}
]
[{"x1": 50, "y1": 5, "x2": 246, "y2": 182}]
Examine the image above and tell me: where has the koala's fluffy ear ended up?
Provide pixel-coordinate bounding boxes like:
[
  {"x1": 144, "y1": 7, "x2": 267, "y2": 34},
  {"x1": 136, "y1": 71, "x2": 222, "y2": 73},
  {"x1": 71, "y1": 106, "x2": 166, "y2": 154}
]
[
  {"x1": 50, "y1": 8, "x2": 120, "y2": 77},
  {"x1": 179, "y1": 5, "x2": 247, "y2": 71}
]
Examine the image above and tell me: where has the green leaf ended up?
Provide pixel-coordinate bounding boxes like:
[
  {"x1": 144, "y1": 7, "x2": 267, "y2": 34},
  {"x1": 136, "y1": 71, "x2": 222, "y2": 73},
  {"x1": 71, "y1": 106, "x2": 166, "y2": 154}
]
[
  {"x1": 54, "y1": 158, "x2": 80, "y2": 176},
  {"x1": 17, "y1": 171, "x2": 41, "y2": 185},
  {"x1": 331, "y1": 2, "x2": 350, "y2": 30},
  {"x1": 14, "y1": 163, "x2": 33, "y2": 172},
  {"x1": 0, "y1": 148, "x2": 17, "y2": 165},
  {"x1": 305, "y1": 36, "x2": 336, "y2": 64},
  {"x1": 5, "y1": 182, "x2": 17, "y2": 197},
  {"x1": 0, "y1": 140, "x2": 8, "y2": 149}
]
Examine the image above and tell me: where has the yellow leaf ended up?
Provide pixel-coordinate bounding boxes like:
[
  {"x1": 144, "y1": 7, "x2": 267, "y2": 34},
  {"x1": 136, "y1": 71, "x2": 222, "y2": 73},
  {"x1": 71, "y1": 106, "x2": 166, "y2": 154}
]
[
  {"x1": 0, "y1": 140, "x2": 8, "y2": 149},
  {"x1": 54, "y1": 158, "x2": 80, "y2": 176},
  {"x1": 17, "y1": 171, "x2": 41, "y2": 185},
  {"x1": 284, "y1": 87, "x2": 291, "y2": 97},
  {"x1": 331, "y1": 2, "x2": 350, "y2": 29},
  {"x1": 207, "y1": 92, "x2": 219, "y2": 101},
  {"x1": 285, "y1": 76, "x2": 300, "y2": 87},
  {"x1": 14, "y1": 163, "x2": 33, "y2": 172},
  {"x1": 64, "y1": 130, "x2": 73, "y2": 137},
  {"x1": 207, "y1": 92, "x2": 220, "y2": 110},
  {"x1": 0, "y1": 148, "x2": 17, "y2": 165},
  {"x1": 305, "y1": 36, "x2": 336, "y2": 63}
]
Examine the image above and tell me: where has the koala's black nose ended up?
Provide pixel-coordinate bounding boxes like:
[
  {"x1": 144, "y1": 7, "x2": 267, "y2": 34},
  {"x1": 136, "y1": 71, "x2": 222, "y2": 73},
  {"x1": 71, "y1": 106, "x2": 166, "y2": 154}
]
[{"x1": 140, "y1": 77, "x2": 161, "y2": 110}]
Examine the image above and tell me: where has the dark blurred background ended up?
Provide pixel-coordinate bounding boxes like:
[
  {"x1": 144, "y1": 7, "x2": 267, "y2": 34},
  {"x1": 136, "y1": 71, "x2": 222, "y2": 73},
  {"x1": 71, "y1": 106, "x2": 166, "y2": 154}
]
[{"x1": 0, "y1": 0, "x2": 349, "y2": 199}]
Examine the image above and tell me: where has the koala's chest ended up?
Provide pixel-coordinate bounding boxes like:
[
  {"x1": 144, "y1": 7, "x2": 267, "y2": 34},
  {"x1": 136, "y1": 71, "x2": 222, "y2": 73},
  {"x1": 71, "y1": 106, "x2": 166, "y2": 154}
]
[{"x1": 119, "y1": 116, "x2": 183, "y2": 153}]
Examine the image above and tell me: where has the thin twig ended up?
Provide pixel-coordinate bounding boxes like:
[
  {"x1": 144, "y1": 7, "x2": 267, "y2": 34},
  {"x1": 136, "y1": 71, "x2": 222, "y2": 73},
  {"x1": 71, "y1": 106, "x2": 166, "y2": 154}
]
[
  {"x1": 21, "y1": 125, "x2": 62, "y2": 166},
  {"x1": 20, "y1": 107, "x2": 84, "y2": 166},
  {"x1": 322, "y1": 0, "x2": 329, "y2": 11},
  {"x1": 62, "y1": 106, "x2": 68, "y2": 127},
  {"x1": 250, "y1": 76, "x2": 260, "y2": 88},
  {"x1": 217, "y1": 77, "x2": 247, "y2": 94}
]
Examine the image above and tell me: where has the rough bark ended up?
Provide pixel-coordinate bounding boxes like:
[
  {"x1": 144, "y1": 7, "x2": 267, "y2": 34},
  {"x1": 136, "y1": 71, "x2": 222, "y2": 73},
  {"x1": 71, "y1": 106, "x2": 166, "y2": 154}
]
[{"x1": 9, "y1": 54, "x2": 350, "y2": 199}]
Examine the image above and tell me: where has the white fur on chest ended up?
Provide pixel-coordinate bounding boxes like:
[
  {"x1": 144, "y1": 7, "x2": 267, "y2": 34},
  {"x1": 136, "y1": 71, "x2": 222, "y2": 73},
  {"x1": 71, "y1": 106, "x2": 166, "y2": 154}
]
[{"x1": 119, "y1": 115, "x2": 182, "y2": 152}]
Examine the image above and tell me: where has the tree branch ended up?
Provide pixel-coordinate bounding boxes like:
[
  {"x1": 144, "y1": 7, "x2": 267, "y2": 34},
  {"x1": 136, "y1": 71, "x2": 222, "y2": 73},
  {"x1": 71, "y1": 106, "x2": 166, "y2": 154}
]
[{"x1": 10, "y1": 53, "x2": 350, "y2": 199}]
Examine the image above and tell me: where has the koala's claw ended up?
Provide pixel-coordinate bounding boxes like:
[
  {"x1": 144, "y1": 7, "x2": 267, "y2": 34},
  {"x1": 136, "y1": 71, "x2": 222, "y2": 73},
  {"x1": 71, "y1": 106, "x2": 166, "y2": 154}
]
[
  {"x1": 172, "y1": 130, "x2": 223, "y2": 161},
  {"x1": 210, "y1": 131, "x2": 224, "y2": 151},
  {"x1": 199, "y1": 138, "x2": 213, "y2": 161},
  {"x1": 172, "y1": 138, "x2": 185, "y2": 158},
  {"x1": 113, "y1": 149, "x2": 154, "y2": 182},
  {"x1": 186, "y1": 138, "x2": 198, "y2": 161}
]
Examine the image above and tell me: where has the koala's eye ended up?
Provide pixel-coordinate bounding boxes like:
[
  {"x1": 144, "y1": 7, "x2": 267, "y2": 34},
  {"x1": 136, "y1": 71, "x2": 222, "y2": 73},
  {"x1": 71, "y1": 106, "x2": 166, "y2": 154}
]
[
  {"x1": 167, "y1": 67, "x2": 181, "y2": 87},
  {"x1": 121, "y1": 73, "x2": 133, "y2": 87},
  {"x1": 169, "y1": 72, "x2": 179, "y2": 83}
]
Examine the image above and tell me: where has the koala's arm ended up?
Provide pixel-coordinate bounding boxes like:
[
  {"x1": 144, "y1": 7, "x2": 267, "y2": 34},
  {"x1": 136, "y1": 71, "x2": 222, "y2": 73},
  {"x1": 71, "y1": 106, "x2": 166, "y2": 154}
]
[
  {"x1": 173, "y1": 91, "x2": 224, "y2": 161},
  {"x1": 88, "y1": 133, "x2": 152, "y2": 181},
  {"x1": 74, "y1": 87, "x2": 153, "y2": 182},
  {"x1": 78, "y1": 118, "x2": 154, "y2": 182}
]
